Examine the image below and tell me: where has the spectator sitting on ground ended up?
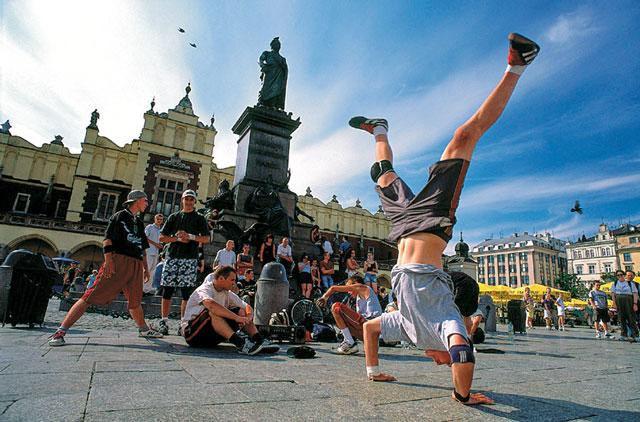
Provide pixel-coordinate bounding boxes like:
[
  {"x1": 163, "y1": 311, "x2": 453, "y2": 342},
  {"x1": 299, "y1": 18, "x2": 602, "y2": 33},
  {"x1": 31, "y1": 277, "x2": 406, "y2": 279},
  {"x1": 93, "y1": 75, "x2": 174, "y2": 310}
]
[
  {"x1": 310, "y1": 258, "x2": 322, "y2": 293},
  {"x1": 214, "y1": 240, "x2": 236, "y2": 270},
  {"x1": 317, "y1": 273, "x2": 382, "y2": 355},
  {"x1": 181, "y1": 266, "x2": 265, "y2": 355}
]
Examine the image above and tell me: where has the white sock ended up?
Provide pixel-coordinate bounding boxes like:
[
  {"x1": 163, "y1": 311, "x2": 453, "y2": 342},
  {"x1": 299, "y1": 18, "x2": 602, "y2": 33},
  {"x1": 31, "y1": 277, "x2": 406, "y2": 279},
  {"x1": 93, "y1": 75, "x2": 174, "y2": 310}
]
[
  {"x1": 373, "y1": 126, "x2": 387, "y2": 137},
  {"x1": 506, "y1": 64, "x2": 526, "y2": 75},
  {"x1": 366, "y1": 365, "x2": 380, "y2": 377},
  {"x1": 341, "y1": 328, "x2": 354, "y2": 345}
]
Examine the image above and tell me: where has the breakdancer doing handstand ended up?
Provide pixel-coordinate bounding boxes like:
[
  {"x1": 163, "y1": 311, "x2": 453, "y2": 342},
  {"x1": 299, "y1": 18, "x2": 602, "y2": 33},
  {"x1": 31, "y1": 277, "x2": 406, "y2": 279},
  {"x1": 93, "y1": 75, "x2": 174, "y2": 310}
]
[{"x1": 349, "y1": 33, "x2": 539, "y2": 405}]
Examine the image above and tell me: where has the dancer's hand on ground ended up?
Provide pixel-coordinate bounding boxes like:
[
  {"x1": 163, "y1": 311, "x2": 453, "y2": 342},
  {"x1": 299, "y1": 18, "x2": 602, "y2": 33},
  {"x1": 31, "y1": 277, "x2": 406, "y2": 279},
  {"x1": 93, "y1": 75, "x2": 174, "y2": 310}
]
[
  {"x1": 452, "y1": 391, "x2": 495, "y2": 405},
  {"x1": 368, "y1": 372, "x2": 396, "y2": 382}
]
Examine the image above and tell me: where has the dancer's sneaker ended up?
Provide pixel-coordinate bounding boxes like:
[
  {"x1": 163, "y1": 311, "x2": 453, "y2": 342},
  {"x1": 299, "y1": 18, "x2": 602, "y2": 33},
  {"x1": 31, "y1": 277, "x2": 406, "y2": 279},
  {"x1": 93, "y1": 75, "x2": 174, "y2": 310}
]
[
  {"x1": 238, "y1": 338, "x2": 264, "y2": 355},
  {"x1": 139, "y1": 327, "x2": 163, "y2": 338},
  {"x1": 595, "y1": 332, "x2": 602, "y2": 339},
  {"x1": 348, "y1": 116, "x2": 388, "y2": 134},
  {"x1": 157, "y1": 320, "x2": 169, "y2": 335},
  {"x1": 508, "y1": 33, "x2": 540, "y2": 66},
  {"x1": 48, "y1": 331, "x2": 66, "y2": 347},
  {"x1": 336, "y1": 341, "x2": 358, "y2": 355}
]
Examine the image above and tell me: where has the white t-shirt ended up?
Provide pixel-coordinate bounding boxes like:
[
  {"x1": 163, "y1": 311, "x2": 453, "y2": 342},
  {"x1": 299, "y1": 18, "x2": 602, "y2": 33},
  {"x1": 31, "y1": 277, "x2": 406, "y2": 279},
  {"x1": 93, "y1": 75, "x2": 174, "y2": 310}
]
[
  {"x1": 556, "y1": 297, "x2": 565, "y2": 312},
  {"x1": 214, "y1": 249, "x2": 236, "y2": 267},
  {"x1": 144, "y1": 224, "x2": 162, "y2": 255},
  {"x1": 323, "y1": 240, "x2": 333, "y2": 255},
  {"x1": 612, "y1": 280, "x2": 638, "y2": 296},
  {"x1": 181, "y1": 274, "x2": 247, "y2": 328},
  {"x1": 277, "y1": 244, "x2": 292, "y2": 259}
]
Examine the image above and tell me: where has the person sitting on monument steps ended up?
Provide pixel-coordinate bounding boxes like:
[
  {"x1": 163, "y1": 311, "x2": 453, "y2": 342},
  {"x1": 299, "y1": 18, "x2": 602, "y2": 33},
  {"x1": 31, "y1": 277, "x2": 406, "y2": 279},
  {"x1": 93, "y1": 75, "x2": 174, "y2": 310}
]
[
  {"x1": 317, "y1": 274, "x2": 382, "y2": 355},
  {"x1": 353, "y1": 33, "x2": 540, "y2": 405},
  {"x1": 49, "y1": 190, "x2": 163, "y2": 346},
  {"x1": 158, "y1": 189, "x2": 211, "y2": 336},
  {"x1": 319, "y1": 252, "x2": 335, "y2": 290},
  {"x1": 259, "y1": 234, "x2": 276, "y2": 266},
  {"x1": 181, "y1": 266, "x2": 265, "y2": 355}
]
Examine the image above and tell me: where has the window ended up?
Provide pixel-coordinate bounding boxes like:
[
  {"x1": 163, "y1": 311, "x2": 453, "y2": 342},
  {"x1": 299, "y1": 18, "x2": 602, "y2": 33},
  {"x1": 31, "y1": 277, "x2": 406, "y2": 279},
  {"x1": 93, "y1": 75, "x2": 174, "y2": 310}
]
[
  {"x1": 631, "y1": 237, "x2": 638, "y2": 244},
  {"x1": 545, "y1": 254, "x2": 550, "y2": 263},
  {"x1": 488, "y1": 276, "x2": 496, "y2": 285},
  {"x1": 575, "y1": 265, "x2": 583, "y2": 274},
  {"x1": 574, "y1": 250, "x2": 582, "y2": 259},
  {"x1": 519, "y1": 252, "x2": 527, "y2": 261},
  {"x1": 155, "y1": 178, "x2": 185, "y2": 216},
  {"x1": 603, "y1": 263, "x2": 612, "y2": 273},
  {"x1": 12, "y1": 193, "x2": 30, "y2": 213},
  {"x1": 95, "y1": 191, "x2": 118, "y2": 221},
  {"x1": 508, "y1": 253, "x2": 516, "y2": 263},
  {"x1": 488, "y1": 267, "x2": 495, "y2": 275},
  {"x1": 623, "y1": 253, "x2": 632, "y2": 262},
  {"x1": 551, "y1": 256, "x2": 556, "y2": 264},
  {"x1": 509, "y1": 275, "x2": 517, "y2": 285},
  {"x1": 522, "y1": 275, "x2": 530, "y2": 284},
  {"x1": 488, "y1": 256, "x2": 495, "y2": 264},
  {"x1": 498, "y1": 265, "x2": 505, "y2": 274},
  {"x1": 509, "y1": 264, "x2": 517, "y2": 273},
  {"x1": 498, "y1": 254, "x2": 505, "y2": 263},
  {"x1": 625, "y1": 265, "x2": 633, "y2": 271},
  {"x1": 477, "y1": 256, "x2": 484, "y2": 265},
  {"x1": 499, "y1": 276, "x2": 507, "y2": 285},
  {"x1": 55, "y1": 200, "x2": 69, "y2": 219},
  {"x1": 367, "y1": 246, "x2": 375, "y2": 256},
  {"x1": 478, "y1": 267, "x2": 485, "y2": 275},
  {"x1": 520, "y1": 263, "x2": 529, "y2": 273},
  {"x1": 588, "y1": 264, "x2": 595, "y2": 274}
]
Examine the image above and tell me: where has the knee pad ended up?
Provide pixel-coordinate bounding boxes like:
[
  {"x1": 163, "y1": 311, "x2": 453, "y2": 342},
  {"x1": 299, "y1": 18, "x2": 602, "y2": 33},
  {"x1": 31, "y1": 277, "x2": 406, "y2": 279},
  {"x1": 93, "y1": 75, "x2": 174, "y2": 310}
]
[
  {"x1": 449, "y1": 343, "x2": 475, "y2": 364},
  {"x1": 370, "y1": 160, "x2": 394, "y2": 182}
]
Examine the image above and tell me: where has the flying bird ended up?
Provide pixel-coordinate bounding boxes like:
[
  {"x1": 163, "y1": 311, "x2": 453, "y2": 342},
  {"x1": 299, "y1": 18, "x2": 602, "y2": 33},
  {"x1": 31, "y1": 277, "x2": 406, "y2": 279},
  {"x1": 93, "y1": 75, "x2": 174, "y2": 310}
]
[
  {"x1": 189, "y1": 43, "x2": 197, "y2": 48},
  {"x1": 570, "y1": 200, "x2": 583, "y2": 215},
  {"x1": 178, "y1": 27, "x2": 185, "y2": 33}
]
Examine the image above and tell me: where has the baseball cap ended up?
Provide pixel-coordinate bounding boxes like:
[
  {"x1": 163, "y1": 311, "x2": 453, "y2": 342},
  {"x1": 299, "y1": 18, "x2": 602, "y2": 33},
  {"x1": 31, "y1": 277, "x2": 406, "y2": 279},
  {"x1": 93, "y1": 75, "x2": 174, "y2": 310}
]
[
  {"x1": 123, "y1": 190, "x2": 147, "y2": 206},
  {"x1": 181, "y1": 189, "x2": 197, "y2": 199}
]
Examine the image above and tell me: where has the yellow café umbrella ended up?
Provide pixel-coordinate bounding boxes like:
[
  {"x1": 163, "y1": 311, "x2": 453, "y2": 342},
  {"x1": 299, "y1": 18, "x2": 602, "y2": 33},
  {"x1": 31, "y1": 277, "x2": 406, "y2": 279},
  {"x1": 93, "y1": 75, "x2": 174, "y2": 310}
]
[
  {"x1": 566, "y1": 298, "x2": 588, "y2": 308},
  {"x1": 601, "y1": 282, "x2": 614, "y2": 293}
]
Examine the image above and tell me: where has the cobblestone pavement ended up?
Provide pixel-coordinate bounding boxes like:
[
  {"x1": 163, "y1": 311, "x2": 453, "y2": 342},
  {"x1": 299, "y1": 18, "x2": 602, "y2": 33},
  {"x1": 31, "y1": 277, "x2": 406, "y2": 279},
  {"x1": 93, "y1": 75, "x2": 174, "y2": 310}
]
[{"x1": 1, "y1": 299, "x2": 639, "y2": 421}]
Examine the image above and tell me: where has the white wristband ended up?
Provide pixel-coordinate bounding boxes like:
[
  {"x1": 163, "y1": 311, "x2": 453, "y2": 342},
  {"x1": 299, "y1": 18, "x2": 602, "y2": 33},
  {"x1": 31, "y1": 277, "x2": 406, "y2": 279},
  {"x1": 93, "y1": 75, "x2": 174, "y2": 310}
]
[
  {"x1": 366, "y1": 365, "x2": 380, "y2": 377},
  {"x1": 188, "y1": 234, "x2": 196, "y2": 241}
]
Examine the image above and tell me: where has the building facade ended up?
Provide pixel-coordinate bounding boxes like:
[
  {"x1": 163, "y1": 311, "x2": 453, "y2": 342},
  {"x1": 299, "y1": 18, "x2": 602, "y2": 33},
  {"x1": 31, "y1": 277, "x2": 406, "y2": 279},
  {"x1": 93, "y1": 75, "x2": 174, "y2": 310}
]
[
  {"x1": 444, "y1": 233, "x2": 478, "y2": 279},
  {"x1": 565, "y1": 223, "x2": 620, "y2": 284},
  {"x1": 471, "y1": 232, "x2": 567, "y2": 287},
  {"x1": 0, "y1": 85, "x2": 394, "y2": 270},
  {"x1": 615, "y1": 224, "x2": 640, "y2": 273}
]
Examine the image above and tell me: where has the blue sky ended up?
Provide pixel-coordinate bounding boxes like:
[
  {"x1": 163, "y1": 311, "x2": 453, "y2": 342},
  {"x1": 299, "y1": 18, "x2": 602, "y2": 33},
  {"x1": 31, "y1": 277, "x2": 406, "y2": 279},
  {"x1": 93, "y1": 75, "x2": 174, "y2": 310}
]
[{"x1": 1, "y1": 1, "x2": 639, "y2": 253}]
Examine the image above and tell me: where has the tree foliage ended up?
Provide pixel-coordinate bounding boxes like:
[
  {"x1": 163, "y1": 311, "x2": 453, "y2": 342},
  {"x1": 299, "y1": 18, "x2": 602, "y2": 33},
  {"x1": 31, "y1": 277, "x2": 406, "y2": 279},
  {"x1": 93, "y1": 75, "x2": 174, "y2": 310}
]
[{"x1": 555, "y1": 273, "x2": 589, "y2": 299}]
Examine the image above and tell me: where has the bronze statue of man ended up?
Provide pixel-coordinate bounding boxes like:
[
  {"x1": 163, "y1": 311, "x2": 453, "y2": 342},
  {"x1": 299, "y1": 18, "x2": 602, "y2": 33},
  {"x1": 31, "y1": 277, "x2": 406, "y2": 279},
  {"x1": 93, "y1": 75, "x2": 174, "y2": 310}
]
[{"x1": 258, "y1": 37, "x2": 288, "y2": 109}]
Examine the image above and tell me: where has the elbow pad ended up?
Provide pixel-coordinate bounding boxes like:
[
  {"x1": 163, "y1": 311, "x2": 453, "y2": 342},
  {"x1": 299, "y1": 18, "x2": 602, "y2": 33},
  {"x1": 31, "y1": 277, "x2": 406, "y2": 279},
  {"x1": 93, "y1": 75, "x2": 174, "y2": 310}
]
[{"x1": 370, "y1": 160, "x2": 394, "y2": 183}]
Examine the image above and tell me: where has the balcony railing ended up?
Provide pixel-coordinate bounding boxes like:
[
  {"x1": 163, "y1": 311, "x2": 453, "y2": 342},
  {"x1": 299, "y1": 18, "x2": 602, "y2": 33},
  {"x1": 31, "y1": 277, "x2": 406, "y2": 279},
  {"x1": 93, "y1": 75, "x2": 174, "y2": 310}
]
[{"x1": 0, "y1": 213, "x2": 106, "y2": 236}]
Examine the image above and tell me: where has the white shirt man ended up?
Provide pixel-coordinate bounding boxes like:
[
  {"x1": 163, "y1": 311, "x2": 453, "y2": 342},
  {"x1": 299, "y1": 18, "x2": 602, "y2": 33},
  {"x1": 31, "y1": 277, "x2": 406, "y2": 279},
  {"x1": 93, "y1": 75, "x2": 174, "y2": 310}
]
[
  {"x1": 277, "y1": 237, "x2": 293, "y2": 274},
  {"x1": 322, "y1": 239, "x2": 334, "y2": 255},
  {"x1": 214, "y1": 240, "x2": 236, "y2": 269},
  {"x1": 143, "y1": 214, "x2": 164, "y2": 293}
]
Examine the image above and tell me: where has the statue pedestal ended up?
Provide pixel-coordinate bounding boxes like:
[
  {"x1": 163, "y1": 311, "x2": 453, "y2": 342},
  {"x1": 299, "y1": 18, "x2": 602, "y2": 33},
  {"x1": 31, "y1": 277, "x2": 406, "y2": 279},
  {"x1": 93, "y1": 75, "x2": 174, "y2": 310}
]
[{"x1": 231, "y1": 106, "x2": 301, "y2": 217}]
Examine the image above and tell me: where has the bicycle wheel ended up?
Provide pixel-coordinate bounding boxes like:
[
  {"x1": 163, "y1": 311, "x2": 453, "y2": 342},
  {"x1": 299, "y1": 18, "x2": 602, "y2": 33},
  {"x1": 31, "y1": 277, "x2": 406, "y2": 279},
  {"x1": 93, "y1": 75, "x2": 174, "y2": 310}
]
[{"x1": 290, "y1": 299, "x2": 323, "y2": 325}]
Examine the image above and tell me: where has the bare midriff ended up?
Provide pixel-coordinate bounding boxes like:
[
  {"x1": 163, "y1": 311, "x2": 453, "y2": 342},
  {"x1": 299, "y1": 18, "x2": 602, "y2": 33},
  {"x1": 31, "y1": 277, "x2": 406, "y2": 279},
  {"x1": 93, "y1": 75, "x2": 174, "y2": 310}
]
[{"x1": 397, "y1": 232, "x2": 447, "y2": 267}]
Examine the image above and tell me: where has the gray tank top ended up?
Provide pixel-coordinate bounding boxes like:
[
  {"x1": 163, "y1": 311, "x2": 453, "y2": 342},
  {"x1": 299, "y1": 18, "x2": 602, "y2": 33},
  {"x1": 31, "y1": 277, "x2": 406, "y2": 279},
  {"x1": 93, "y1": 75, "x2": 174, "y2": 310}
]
[{"x1": 356, "y1": 286, "x2": 382, "y2": 319}]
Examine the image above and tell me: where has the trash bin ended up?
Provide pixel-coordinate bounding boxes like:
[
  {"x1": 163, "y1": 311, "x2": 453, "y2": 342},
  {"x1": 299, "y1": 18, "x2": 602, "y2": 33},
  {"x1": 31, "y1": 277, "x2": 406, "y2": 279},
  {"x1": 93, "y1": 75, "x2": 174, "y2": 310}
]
[
  {"x1": 0, "y1": 249, "x2": 59, "y2": 327},
  {"x1": 507, "y1": 299, "x2": 526, "y2": 334},
  {"x1": 478, "y1": 294, "x2": 497, "y2": 332},
  {"x1": 253, "y1": 262, "x2": 289, "y2": 326}
]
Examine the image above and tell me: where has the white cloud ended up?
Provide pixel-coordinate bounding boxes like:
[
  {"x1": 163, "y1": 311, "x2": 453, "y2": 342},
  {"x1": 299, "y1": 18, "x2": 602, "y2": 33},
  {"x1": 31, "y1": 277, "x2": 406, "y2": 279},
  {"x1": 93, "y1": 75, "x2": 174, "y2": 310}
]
[
  {"x1": 545, "y1": 9, "x2": 597, "y2": 44},
  {"x1": 1, "y1": 1, "x2": 197, "y2": 151}
]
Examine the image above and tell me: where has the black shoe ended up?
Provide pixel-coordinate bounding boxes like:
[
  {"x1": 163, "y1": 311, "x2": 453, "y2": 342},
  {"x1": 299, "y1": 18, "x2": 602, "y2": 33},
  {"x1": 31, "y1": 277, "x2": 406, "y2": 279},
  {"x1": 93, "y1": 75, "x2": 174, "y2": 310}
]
[
  {"x1": 238, "y1": 338, "x2": 264, "y2": 355},
  {"x1": 508, "y1": 33, "x2": 540, "y2": 65},
  {"x1": 348, "y1": 116, "x2": 388, "y2": 134},
  {"x1": 157, "y1": 320, "x2": 169, "y2": 336}
]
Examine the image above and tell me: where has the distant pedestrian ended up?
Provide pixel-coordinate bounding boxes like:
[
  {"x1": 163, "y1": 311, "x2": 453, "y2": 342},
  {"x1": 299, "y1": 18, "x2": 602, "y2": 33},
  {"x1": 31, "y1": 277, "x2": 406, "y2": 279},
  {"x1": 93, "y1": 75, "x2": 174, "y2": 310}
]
[
  {"x1": 363, "y1": 252, "x2": 379, "y2": 294},
  {"x1": 588, "y1": 280, "x2": 611, "y2": 339},
  {"x1": 611, "y1": 270, "x2": 639, "y2": 341},
  {"x1": 49, "y1": 190, "x2": 163, "y2": 346},
  {"x1": 143, "y1": 213, "x2": 164, "y2": 294},
  {"x1": 556, "y1": 293, "x2": 566, "y2": 331},
  {"x1": 85, "y1": 269, "x2": 98, "y2": 290},
  {"x1": 522, "y1": 287, "x2": 535, "y2": 330},
  {"x1": 321, "y1": 236, "x2": 333, "y2": 256},
  {"x1": 62, "y1": 262, "x2": 78, "y2": 298},
  {"x1": 543, "y1": 292, "x2": 555, "y2": 330}
]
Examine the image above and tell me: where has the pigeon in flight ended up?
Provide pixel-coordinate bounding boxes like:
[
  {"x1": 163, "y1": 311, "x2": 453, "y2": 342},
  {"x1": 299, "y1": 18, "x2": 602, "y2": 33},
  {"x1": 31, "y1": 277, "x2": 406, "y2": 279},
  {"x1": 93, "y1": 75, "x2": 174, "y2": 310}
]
[
  {"x1": 189, "y1": 43, "x2": 197, "y2": 48},
  {"x1": 178, "y1": 27, "x2": 185, "y2": 33},
  {"x1": 570, "y1": 200, "x2": 583, "y2": 215}
]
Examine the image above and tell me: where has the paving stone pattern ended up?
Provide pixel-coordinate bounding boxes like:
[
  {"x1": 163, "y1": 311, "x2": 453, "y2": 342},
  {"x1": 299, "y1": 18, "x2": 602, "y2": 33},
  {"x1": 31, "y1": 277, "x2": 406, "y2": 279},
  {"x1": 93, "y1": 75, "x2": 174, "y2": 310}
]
[{"x1": 0, "y1": 299, "x2": 639, "y2": 421}]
